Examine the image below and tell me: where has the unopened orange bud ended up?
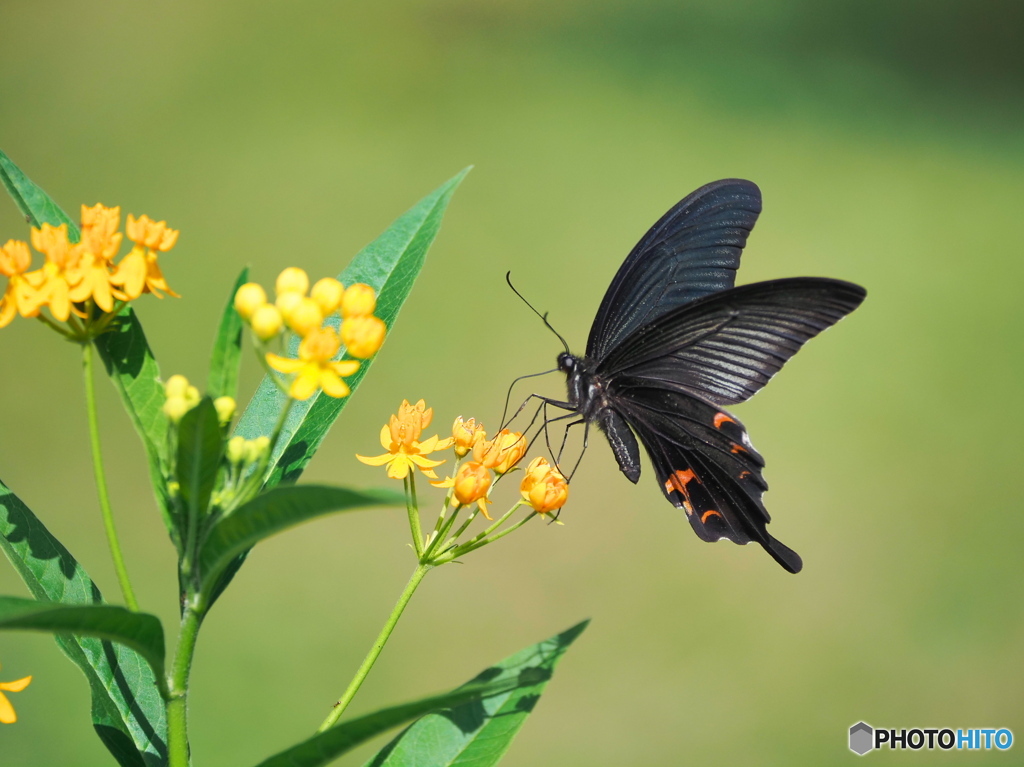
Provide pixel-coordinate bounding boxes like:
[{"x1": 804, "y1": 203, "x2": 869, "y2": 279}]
[
  {"x1": 276, "y1": 267, "x2": 309, "y2": 297},
  {"x1": 341, "y1": 283, "x2": 376, "y2": 318},
  {"x1": 251, "y1": 304, "x2": 284, "y2": 340},
  {"x1": 286, "y1": 297, "x2": 324, "y2": 337},
  {"x1": 520, "y1": 457, "x2": 569, "y2": 514},
  {"x1": 311, "y1": 277, "x2": 345, "y2": 315},
  {"x1": 453, "y1": 461, "x2": 492, "y2": 506},
  {"x1": 451, "y1": 417, "x2": 485, "y2": 457},
  {"x1": 340, "y1": 315, "x2": 385, "y2": 358},
  {"x1": 234, "y1": 282, "x2": 267, "y2": 320},
  {"x1": 473, "y1": 429, "x2": 528, "y2": 474}
]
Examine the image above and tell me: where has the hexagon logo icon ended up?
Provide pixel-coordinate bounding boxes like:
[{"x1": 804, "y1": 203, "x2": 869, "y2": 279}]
[{"x1": 849, "y1": 722, "x2": 874, "y2": 755}]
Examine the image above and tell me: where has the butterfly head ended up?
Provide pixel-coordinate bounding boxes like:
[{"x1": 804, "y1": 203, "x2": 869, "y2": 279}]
[{"x1": 556, "y1": 352, "x2": 578, "y2": 375}]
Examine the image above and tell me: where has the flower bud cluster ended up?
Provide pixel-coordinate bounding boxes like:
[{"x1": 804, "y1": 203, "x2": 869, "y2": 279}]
[
  {"x1": 234, "y1": 268, "x2": 387, "y2": 400},
  {"x1": 161, "y1": 374, "x2": 236, "y2": 426}
]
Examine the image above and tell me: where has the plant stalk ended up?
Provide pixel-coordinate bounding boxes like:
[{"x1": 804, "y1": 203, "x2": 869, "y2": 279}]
[
  {"x1": 167, "y1": 604, "x2": 203, "y2": 767},
  {"x1": 317, "y1": 563, "x2": 430, "y2": 732},
  {"x1": 83, "y1": 342, "x2": 139, "y2": 611}
]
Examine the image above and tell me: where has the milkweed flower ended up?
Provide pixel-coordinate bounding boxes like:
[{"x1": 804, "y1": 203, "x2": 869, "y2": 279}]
[
  {"x1": 234, "y1": 282, "x2": 267, "y2": 319},
  {"x1": 311, "y1": 277, "x2": 344, "y2": 315},
  {"x1": 0, "y1": 663, "x2": 32, "y2": 724},
  {"x1": 276, "y1": 266, "x2": 309, "y2": 296},
  {"x1": 452, "y1": 461, "x2": 492, "y2": 506},
  {"x1": 250, "y1": 304, "x2": 284, "y2": 340},
  {"x1": 357, "y1": 399, "x2": 454, "y2": 479},
  {"x1": 109, "y1": 214, "x2": 180, "y2": 299},
  {"x1": 451, "y1": 416, "x2": 486, "y2": 457},
  {"x1": 266, "y1": 327, "x2": 360, "y2": 400},
  {"x1": 0, "y1": 240, "x2": 38, "y2": 327},
  {"x1": 473, "y1": 429, "x2": 528, "y2": 474},
  {"x1": 341, "y1": 282, "x2": 376, "y2": 317},
  {"x1": 520, "y1": 457, "x2": 569, "y2": 514}
]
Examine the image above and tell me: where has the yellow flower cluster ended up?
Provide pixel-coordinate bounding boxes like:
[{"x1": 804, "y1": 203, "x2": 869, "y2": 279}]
[
  {"x1": 0, "y1": 205, "x2": 178, "y2": 328},
  {"x1": 234, "y1": 268, "x2": 386, "y2": 401},
  {"x1": 161, "y1": 374, "x2": 235, "y2": 426},
  {"x1": 358, "y1": 401, "x2": 569, "y2": 515}
]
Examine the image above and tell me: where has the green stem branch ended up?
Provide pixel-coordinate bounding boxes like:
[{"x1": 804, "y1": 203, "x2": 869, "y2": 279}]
[
  {"x1": 317, "y1": 563, "x2": 430, "y2": 732},
  {"x1": 83, "y1": 342, "x2": 139, "y2": 611},
  {"x1": 405, "y1": 474, "x2": 424, "y2": 556},
  {"x1": 167, "y1": 604, "x2": 203, "y2": 767}
]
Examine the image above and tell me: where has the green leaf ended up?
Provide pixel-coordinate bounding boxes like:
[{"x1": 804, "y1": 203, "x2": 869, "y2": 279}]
[
  {"x1": 208, "y1": 267, "x2": 250, "y2": 400},
  {"x1": 176, "y1": 397, "x2": 223, "y2": 522},
  {"x1": 0, "y1": 479, "x2": 167, "y2": 767},
  {"x1": 363, "y1": 620, "x2": 589, "y2": 767},
  {"x1": 93, "y1": 312, "x2": 173, "y2": 540},
  {"x1": 235, "y1": 168, "x2": 470, "y2": 489},
  {"x1": 253, "y1": 620, "x2": 588, "y2": 767},
  {"x1": 0, "y1": 597, "x2": 166, "y2": 687},
  {"x1": 198, "y1": 485, "x2": 403, "y2": 598},
  {"x1": 0, "y1": 147, "x2": 79, "y2": 235}
]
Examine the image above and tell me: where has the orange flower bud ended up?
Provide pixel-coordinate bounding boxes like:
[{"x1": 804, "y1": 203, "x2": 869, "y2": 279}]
[
  {"x1": 251, "y1": 304, "x2": 284, "y2": 340},
  {"x1": 340, "y1": 315, "x2": 385, "y2": 358},
  {"x1": 285, "y1": 297, "x2": 324, "y2": 337},
  {"x1": 453, "y1": 461, "x2": 492, "y2": 506},
  {"x1": 451, "y1": 417, "x2": 485, "y2": 457},
  {"x1": 275, "y1": 267, "x2": 309, "y2": 297},
  {"x1": 520, "y1": 457, "x2": 569, "y2": 514},
  {"x1": 341, "y1": 282, "x2": 376, "y2": 317},
  {"x1": 126, "y1": 214, "x2": 179, "y2": 251},
  {"x1": 0, "y1": 240, "x2": 31, "y2": 276},
  {"x1": 473, "y1": 429, "x2": 528, "y2": 474},
  {"x1": 311, "y1": 277, "x2": 345, "y2": 315},
  {"x1": 234, "y1": 282, "x2": 267, "y2": 319}
]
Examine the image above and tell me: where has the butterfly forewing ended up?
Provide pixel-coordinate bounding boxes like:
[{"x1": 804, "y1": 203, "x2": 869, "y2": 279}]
[
  {"x1": 586, "y1": 179, "x2": 763, "y2": 362},
  {"x1": 597, "y1": 278, "x2": 867, "y2": 406}
]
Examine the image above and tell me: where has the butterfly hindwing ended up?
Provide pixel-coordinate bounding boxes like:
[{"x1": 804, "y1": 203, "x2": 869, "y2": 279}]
[
  {"x1": 586, "y1": 179, "x2": 762, "y2": 362},
  {"x1": 611, "y1": 385, "x2": 803, "y2": 572}
]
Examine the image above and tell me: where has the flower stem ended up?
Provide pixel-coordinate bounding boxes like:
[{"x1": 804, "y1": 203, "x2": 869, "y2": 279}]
[
  {"x1": 404, "y1": 474, "x2": 424, "y2": 556},
  {"x1": 167, "y1": 604, "x2": 204, "y2": 767},
  {"x1": 317, "y1": 563, "x2": 430, "y2": 732},
  {"x1": 82, "y1": 342, "x2": 139, "y2": 611}
]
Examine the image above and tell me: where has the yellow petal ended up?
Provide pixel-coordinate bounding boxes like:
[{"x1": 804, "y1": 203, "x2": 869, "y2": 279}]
[
  {"x1": 356, "y1": 452, "x2": 394, "y2": 466},
  {"x1": 386, "y1": 456, "x2": 412, "y2": 479},
  {"x1": 0, "y1": 676, "x2": 31, "y2": 693},
  {"x1": 429, "y1": 476, "x2": 455, "y2": 488},
  {"x1": 0, "y1": 692, "x2": 15, "y2": 724},
  {"x1": 0, "y1": 297, "x2": 15, "y2": 328},
  {"x1": 417, "y1": 435, "x2": 441, "y2": 454},
  {"x1": 265, "y1": 353, "x2": 305, "y2": 374},
  {"x1": 410, "y1": 454, "x2": 445, "y2": 469},
  {"x1": 289, "y1": 367, "x2": 321, "y2": 400},
  {"x1": 330, "y1": 360, "x2": 360, "y2": 377},
  {"x1": 378, "y1": 424, "x2": 392, "y2": 451}
]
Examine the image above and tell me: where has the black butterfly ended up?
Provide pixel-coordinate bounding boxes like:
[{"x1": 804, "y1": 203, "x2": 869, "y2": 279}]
[{"x1": 535, "y1": 179, "x2": 865, "y2": 573}]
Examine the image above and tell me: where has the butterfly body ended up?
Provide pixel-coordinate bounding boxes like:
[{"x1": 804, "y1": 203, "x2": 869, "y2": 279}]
[{"x1": 548, "y1": 179, "x2": 866, "y2": 573}]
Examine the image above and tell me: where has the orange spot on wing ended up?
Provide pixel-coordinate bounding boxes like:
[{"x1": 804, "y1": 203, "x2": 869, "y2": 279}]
[
  {"x1": 701, "y1": 509, "x2": 723, "y2": 524},
  {"x1": 682, "y1": 500, "x2": 694, "y2": 516},
  {"x1": 738, "y1": 470, "x2": 751, "y2": 479},
  {"x1": 730, "y1": 443, "x2": 747, "y2": 454},
  {"x1": 664, "y1": 469, "x2": 699, "y2": 514},
  {"x1": 713, "y1": 412, "x2": 736, "y2": 429}
]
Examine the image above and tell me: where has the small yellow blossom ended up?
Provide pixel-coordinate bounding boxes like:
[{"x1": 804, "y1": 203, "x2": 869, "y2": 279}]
[
  {"x1": 163, "y1": 396, "x2": 190, "y2": 423},
  {"x1": 311, "y1": 277, "x2": 344, "y2": 315},
  {"x1": 474, "y1": 429, "x2": 528, "y2": 474},
  {"x1": 276, "y1": 267, "x2": 309, "y2": 297},
  {"x1": 110, "y1": 214, "x2": 180, "y2": 300},
  {"x1": 340, "y1": 314, "x2": 385, "y2": 358},
  {"x1": 520, "y1": 457, "x2": 569, "y2": 514},
  {"x1": 452, "y1": 461, "x2": 492, "y2": 506},
  {"x1": 266, "y1": 327, "x2": 359, "y2": 400},
  {"x1": 234, "y1": 282, "x2": 267, "y2": 319},
  {"x1": 341, "y1": 282, "x2": 376, "y2": 318},
  {"x1": 214, "y1": 396, "x2": 236, "y2": 425},
  {"x1": 164, "y1": 375, "x2": 190, "y2": 398},
  {"x1": 246, "y1": 435, "x2": 271, "y2": 463},
  {"x1": 67, "y1": 204, "x2": 122, "y2": 312},
  {"x1": 275, "y1": 290, "x2": 303, "y2": 318},
  {"x1": 227, "y1": 435, "x2": 248, "y2": 464},
  {"x1": 126, "y1": 214, "x2": 179, "y2": 252},
  {"x1": 285, "y1": 297, "x2": 324, "y2": 337},
  {"x1": 0, "y1": 240, "x2": 39, "y2": 327},
  {"x1": 356, "y1": 399, "x2": 453, "y2": 479},
  {"x1": 451, "y1": 417, "x2": 486, "y2": 457},
  {"x1": 27, "y1": 223, "x2": 77, "y2": 321},
  {"x1": 0, "y1": 663, "x2": 32, "y2": 724},
  {"x1": 250, "y1": 304, "x2": 284, "y2": 340}
]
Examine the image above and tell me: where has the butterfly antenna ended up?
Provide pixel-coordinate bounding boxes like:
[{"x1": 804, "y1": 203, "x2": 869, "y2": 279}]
[{"x1": 506, "y1": 271, "x2": 571, "y2": 354}]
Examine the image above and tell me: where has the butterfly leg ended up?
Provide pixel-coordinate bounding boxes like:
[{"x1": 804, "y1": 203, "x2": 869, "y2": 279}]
[{"x1": 500, "y1": 392, "x2": 574, "y2": 433}]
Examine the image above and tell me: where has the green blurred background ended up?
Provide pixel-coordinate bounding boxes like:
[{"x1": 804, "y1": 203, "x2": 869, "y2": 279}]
[{"x1": 1, "y1": 1, "x2": 1022, "y2": 764}]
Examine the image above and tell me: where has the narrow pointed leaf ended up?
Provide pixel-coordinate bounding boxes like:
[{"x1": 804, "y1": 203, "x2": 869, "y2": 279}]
[
  {"x1": 0, "y1": 148, "x2": 79, "y2": 234},
  {"x1": 0, "y1": 479, "x2": 167, "y2": 766},
  {"x1": 235, "y1": 168, "x2": 470, "y2": 488},
  {"x1": 254, "y1": 620, "x2": 588, "y2": 767},
  {"x1": 363, "y1": 620, "x2": 589, "y2": 767},
  {"x1": 198, "y1": 485, "x2": 403, "y2": 598},
  {"x1": 0, "y1": 597, "x2": 166, "y2": 687},
  {"x1": 208, "y1": 267, "x2": 250, "y2": 400},
  {"x1": 213, "y1": 168, "x2": 468, "y2": 606},
  {"x1": 176, "y1": 397, "x2": 223, "y2": 522}
]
